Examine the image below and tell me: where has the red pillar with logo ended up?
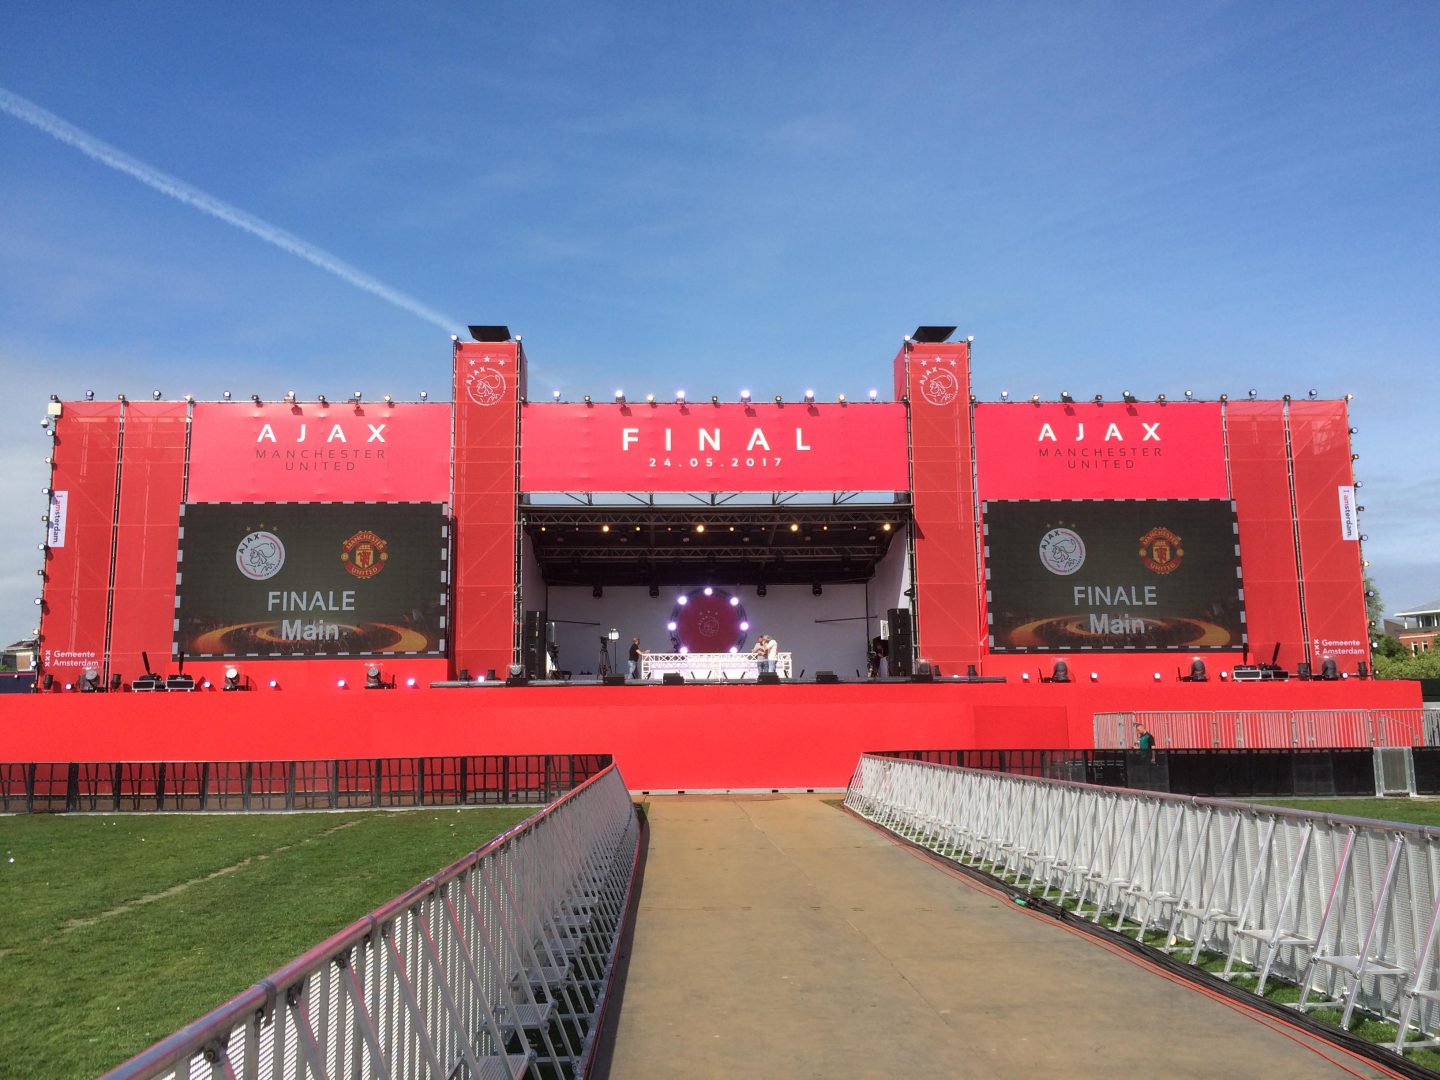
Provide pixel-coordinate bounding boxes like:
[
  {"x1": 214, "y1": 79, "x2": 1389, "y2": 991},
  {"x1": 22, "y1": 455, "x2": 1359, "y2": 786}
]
[
  {"x1": 451, "y1": 341, "x2": 522, "y2": 680},
  {"x1": 896, "y1": 340, "x2": 985, "y2": 674}
]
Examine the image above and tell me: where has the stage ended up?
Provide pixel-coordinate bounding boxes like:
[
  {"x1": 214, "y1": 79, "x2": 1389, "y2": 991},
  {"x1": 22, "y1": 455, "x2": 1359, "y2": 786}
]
[{"x1": 0, "y1": 678, "x2": 1421, "y2": 793}]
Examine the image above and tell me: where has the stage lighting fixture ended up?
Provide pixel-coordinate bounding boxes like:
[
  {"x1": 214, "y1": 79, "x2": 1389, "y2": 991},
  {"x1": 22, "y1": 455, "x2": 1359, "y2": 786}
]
[
  {"x1": 552, "y1": 389, "x2": 562, "y2": 401},
  {"x1": 406, "y1": 677, "x2": 417, "y2": 688},
  {"x1": 365, "y1": 665, "x2": 386, "y2": 690},
  {"x1": 223, "y1": 390, "x2": 232, "y2": 401},
  {"x1": 666, "y1": 621, "x2": 678, "y2": 632},
  {"x1": 1050, "y1": 660, "x2": 1071, "y2": 683},
  {"x1": 1184, "y1": 389, "x2": 1194, "y2": 400},
  {"x1": 42, "y1": 673, "x2": 53, "y2": 690},
  {"x1": 268, "y1": 679, "x2": 279, "y2": 688},
  {"x1": 812, "y1": 583, "x2": 822, "y2": 596},
  {"x1": 1351, "y1": 453, "x2": 1360, "y2": 461},
  {"x1": 151, "y1": 390, "x2": 162, "y2": 401},
  {"x1": 284, "y1": 390, "x2": 296, "y2": 403},
  {"x1": 317, "y1": 394, "x2": 327, "y2": 406},
  {"x1": 420, "y1": 390, "x2": 428, "y2": 401},
  {"x1": 1350, "y1": 427, "x2": 1359, "y2": 436},
  {"x1": 729, "y1": 596, "x2": 739, "y2": 607},
  {"x1": 1309, "y1": 389, "x2": 1318, "y2": 399},
  {"x1": 1359, "y1": 533, "x2": 1369, "y2": 542},
  {"x1": 676, "y1": 594, "x2": 688, "y2": 605},
  {"x1": 1154, "y1": 672, "x2": 1162, "y2": 681},
  {"x1": 1188, "y1": 659, "x2": 1208, "y2": 682},
  {"x1": 757, "y1": 584, "x2": 767, "y2": 597},
  {"x1": 201, "y1": 679, "x2": 213, "y2": 689},
  {"x1": 695, "y1": 524, "x2": 706, "y2": 533},
  {"x1": 1000, "y1": 390, "x2": 1009, "y2": 401},
  {"x1": 1283, "y1": 394, "x2": 1291, "y2": 403},
  {"x1": 789, "y1": 523, "x2": 799, "y2": 532},
  {"x1": 80, "y1": 667, "x2": 101, "y2": 692},
  {"x1": 804, "y1": 389, "x2": 815, "y2": 403},
  {"x1": 592, "y1": 585, "x2": 603, "y2": 598},
  {"x1": 1030, "y1": 394, "x2": 1040, "y2": 404},
  {"x1": 702, "y1": 586, "x2": 713, "y2": 596},
  {"x1": 1060, "y1": 391, "x2": 1073, "y2": 403},
  {"x1": 352, "y1": 391, "x2": 362, "y2": 403},
  {"x1": 1219, "y1": 393, "x2": 1229, "y2": 402},
  {"x1": 649, "y1": 584, "x2": 659, "y2": 598},
  {"x1": 1248, "y1": 389, "x2": 1257, "y2": 399},
  {"x1": 868, "y1": 389, "x2": 878, "y2": 401},
  {"x1": 1089, "y1": 672, "x2": 1098, "y2": 682},
  {"x1": 117, "y1": 393, "x2": 126, "y2": 402},
  {"x1": 882, "y1": 522, "x2": 892, "y2": 531},
  {"x1": 774, "y1": 394, "x2": 783, "y2": 404},
  {"x1": 676, "y1": 390, "x2": 686, "y2": 403},
  {"x1": 223, "y1": 666, "x2": 242, "y2": 691},
  {"x1": 646, "y1": 393, "x2": 656, "y2": 405},
  {"x1": 583, "y1": 394, "x2": 592, "y2": 405},
  {"x1": 1320, "y1": 657, "x2": 1339, "y2": 681},
  {"x1": 678, "y1": 645, "x2": 689, "y2": 655},
  {"x1": 1021, "y1": 672, "x2": 1030, "y2": 682},
  {"x1": 711, "y1": 394, "x2": 720, "y2": 406},
  {"x1": 1093, "y1": 394, "x2": 1103, "y2": 403},
  {"x1": 336, "y1": 678, "x2": 347, "y2": 689},
  {"x1": 837, "y1": 393, "x2": 846, "y2": 403},
  {"x1": 1157, "y1": 393, "x2": 1166, "y2": 402},
  {"x1": 384, "y1": 394, "x2": 394, "y2": 405},
  {"x1": 85, "y1": 390, "x2": 95, "y2": 401},
  {"x1": 615, "y1": 390, "x2": 625, "y2": 403},
  {"x1": 740, "y1": 389, "x2": 752, "y2": 402}
]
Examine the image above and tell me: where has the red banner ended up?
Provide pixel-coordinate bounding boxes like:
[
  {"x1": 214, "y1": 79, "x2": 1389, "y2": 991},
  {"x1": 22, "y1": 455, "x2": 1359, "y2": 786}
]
[
  {"x1": 187, "y1": 403, "x2": 452, "y2": 501},
  {"x1": 519, "y1": 403, "x2": 909, "y2": 492},
  {"x1": 974, "y1": 402, "x2": 1227, "y2": 500}
]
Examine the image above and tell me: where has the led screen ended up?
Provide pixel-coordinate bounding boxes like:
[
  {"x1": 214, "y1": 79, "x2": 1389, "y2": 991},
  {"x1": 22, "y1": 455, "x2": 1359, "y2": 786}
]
[
  {"x1": 983, "y1": 499, "x2": 1245, "y2": 653},
  {"x1": 175, "y1": 503, "x2": 448, "y2": 659}
]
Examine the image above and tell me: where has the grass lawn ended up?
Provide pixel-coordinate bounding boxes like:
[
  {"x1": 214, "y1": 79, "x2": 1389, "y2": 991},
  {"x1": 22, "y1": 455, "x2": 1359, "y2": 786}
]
[
  {"x1": 0, "y1": 807, "x2": 535, "y2": 1080},
  {"x1": 1245, "y1": 797, "x2": 1440, "y2": 829}
]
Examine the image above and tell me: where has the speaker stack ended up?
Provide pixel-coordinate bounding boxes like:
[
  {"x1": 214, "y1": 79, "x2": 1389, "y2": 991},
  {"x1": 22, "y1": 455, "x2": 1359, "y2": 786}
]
[
  {"x1": 521, "y1": 611, "x2": 548, "y2": 678},
  {"x1": 887, "y1": 608, "x2": 914, "y2": 677}
]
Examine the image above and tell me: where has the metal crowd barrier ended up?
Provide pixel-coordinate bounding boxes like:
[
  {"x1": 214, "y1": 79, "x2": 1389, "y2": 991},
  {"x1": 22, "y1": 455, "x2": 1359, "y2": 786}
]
[
  {"x1": 102, "y1": 764, "x2": 641, "y2": 1080},
  {"x1": 0, "y1": 755, "x2": 610, "y2": 813},
  {"x1": 1093, "y1": 709, "x2": 1428, "y2": 750},
  {"x1": 846, "y1": 753, "x2": 1440, "y2": 1054}
]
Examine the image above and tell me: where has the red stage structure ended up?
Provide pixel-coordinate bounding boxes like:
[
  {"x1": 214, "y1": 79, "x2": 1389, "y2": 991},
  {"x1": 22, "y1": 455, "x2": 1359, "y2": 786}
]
[{"x1": 15, "y1": 327, "x2": 1418, "y2": 791}]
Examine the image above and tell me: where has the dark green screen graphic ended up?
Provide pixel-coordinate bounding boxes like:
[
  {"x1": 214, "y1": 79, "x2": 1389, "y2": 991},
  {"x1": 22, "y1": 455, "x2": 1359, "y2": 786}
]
[
  {"x1": 176, "y1": 503, "x2": 447, "y2": 658},
  {"x1": 983, "y1": 499, "x2": 1245, "y2": 652}
]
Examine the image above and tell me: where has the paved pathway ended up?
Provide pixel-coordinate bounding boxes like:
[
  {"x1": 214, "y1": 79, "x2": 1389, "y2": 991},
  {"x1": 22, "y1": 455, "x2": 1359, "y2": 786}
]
[{"x1": 600, "y1": 794, "x2": 1388, "y2": 1079}]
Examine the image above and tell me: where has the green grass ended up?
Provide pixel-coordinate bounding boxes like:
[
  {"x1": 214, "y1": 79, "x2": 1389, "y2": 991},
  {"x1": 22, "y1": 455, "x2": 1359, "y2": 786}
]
[
  {"x1": 1244, "y1": 797, "x2": 1440, "y2": 829},
  {"x1": 0, "y1": 807, "x2": 534, "y2": 1080}
]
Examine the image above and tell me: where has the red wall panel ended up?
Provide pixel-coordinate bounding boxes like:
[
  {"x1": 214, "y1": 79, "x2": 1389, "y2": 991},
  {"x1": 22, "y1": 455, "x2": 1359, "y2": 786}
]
[
  {"x1": 1225, "y1": 402, "x2": 1306, "y2": 667},
  {"x1": 40, "y1": 403, "x2": 122, "y2": 684},
  {"x1": 519, "y1": 402, "x2": 909, "y2": 492},
  {"x1": 974, "y1": 402, "x2": 1227, "y2": 499},
  {"x1": 452, "y1": 342, "x2": 521, "y2": 679},
  {"x1": 187, "y1": 403, "x2": 451, "y2": 501},
  {"x1": 900, "y1": 341, "x2": 985, "y2": 672},
  {"x1": 107, "y1": 402, "x2": 189, "y2": 682},
  {"x1": 1288, "y1": 401, "x2": 1368, "y2": 670}
]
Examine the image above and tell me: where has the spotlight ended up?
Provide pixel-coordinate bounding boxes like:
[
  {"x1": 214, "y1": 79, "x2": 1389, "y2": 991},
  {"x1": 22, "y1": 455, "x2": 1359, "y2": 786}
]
[
  {"x1": 117, "y1": 393, "x2": 126, "y2": 402},
  {"x1": 110, "y1": 673, "x2": 122, "y2": 691},
  {"x1": 553, "y1": 389, "x2": 562, "y2": 401},
  {"x1": 384, "y1": 394, "x2": 394, "y2": 405},
  {"x1": 1283, "y1": 394, "x2": 1291, "y2": 403},
  {"x1": 80, "y1": 667, "x2": 101, "y2": 692},
  {"x1": 1089, "y1": 672, "x2": 1098, "y2": 682},
  {"x1": 1157, "y1": 393, "x2": 1166, "y2": 402},
  {"x1": 729, "y1": 596, "x2": 739, "y2": 606},
  {"x1": 1093, "y1": 394, "x2": 1103, "y2": 403},
  {"x1": 1248, "y1": 389, "x2": 1257, "y2": 399},
  {"x1": 336, "y1": 678, "x2": 346, "y2": 689},
  {"x1": 804, "y1": 389, "x2": 815, "y2": 403},
  {"x1": 646, "y1": 393, "x2": 656, "y2": 405},
  {"x1": 583, "y1": 394, "x2": 592, "y2": 405},
  {"x1": 222, "y1": 391, "x2": 232, "y2": 401},
  {"x1": 406, "y1": 677, "x2": 417, "y2": 688},
  {"x1": 1188, "y1": 658, "x2": 1208, "y2": 682},
  {"x1": 1000, "y1": 390, "x2": 1009, "y2": 401},
  {"x1": 1021, "y1": 672, "x2": 1030, "y2": 682},
  {"x1": 739, "y1": 620, "x2": 750, "y2": 631},
  {"x1": 269, "y1": 679, "x2": 279, "y2": 689},
  {"x1": 789, "y1": 523, "x2": 799, "y2": 532},
  {"x1": 868, "y1": 389, "x2": 878, "y2": 401},
  {"x1": 152, "y1": 390, "x2": 162, "y2": 401},
  {"x1": 703, "y1": 586, "x2": 713, "y2": 595},
  {"x1": 837, "y1": 393, "x2": 846, "y2": 403},
  {"x1": 667, "y1": 621, "x2": 678, "y2": 631},
  {"x1": 1349, "y1": 427, "x2": 1359, "y2": 435},
  {"x1": 676, "y1": 594, "x2": 688, "y2": 605},
  {"x1": 740, "y1": 389, "x2": 751, "y2": 402},
  {"x1": 1219, "y1": 393, "x2": 1229, "y2": 402},
  {"x1": 695, "y1": 523, "x2": 705, "y2": 533},
  {"x1": 774, "y1": 394, "x2": 783, "y2": 404},
  {"x1": 675, "y1": 390, "x2": 686, "y2": 403},
  {"x1": 352, "y1": 391, "x2": 362, "y2": 403},
  {"x1": 1060, "y1": 391, "x2": 1073, "y2": 403},
  {"x1": 317, "y1": 394, "x2": 327, "y2": 406},
  {"x1": 223, "y1": 666, "x2": 241, "y2": 691},
  {"x1": 812, "y1": 583, "x2": 822, "y2": 596},
  {"x1": 365, "y1": 665, "x2": 386, "y2": 690},
  {"x1": 711, "y1": 394, "x2": 719, "y2": 406},
  {"x1": 1154, "y1": 672, "x2": 1162, "y2": 681},
  {"x1": 251, "y1": 394, "x2": 262, "y2": 405},
  {"x1": 1050, "y1": 660, "x2": 1071, "y2": 683},
  {"x1": 420, "y1": 390, "x2": 428, "y2": 401},
  {"x1": 1123, "y1": 391, "x2": 1136, "y2": 403},
  {"x1": 882, "y1": 522, "x2": 892, "y2": 532},
  {"x1": 615, "y1": 390, "x2": 625, "y2": 403},
  {"x1": 284, "y1": 391, "x2": 296, "y2": 403},
  {"x1": 1308, "y1": 389, "x2": 1318, "y2": 399},
  {"x1": 1030, "y1": 394, "x2": 1040, "y2": 404},
  {"x1": 1184, "y1": 389, "x2": 1194, "y2": 400},
  {"x1": 85, "y1": 390, "x2": 95, "y2": 401}
]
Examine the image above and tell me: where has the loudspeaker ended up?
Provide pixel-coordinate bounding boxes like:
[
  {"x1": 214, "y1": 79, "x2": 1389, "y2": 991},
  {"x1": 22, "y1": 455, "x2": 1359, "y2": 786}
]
[
  {"x1": 757, "y1": 672, "x2": 781, "y2": 684},
  {"x1": 522, "y1": 610, "x2": 548, "y2": 678},
  {"x1": 886, "y1": 608, "x2": 913, "y2": 677},
  {"x1": 603, "y1": 674, "x2": 627, "y2": 686},
  {"x1": 1357, "y1": 661, "x2": 1370, "y2": 679},
  {"x1": 662, "y1": 672, "x2": 685, "y2": 685},
  {"x1": 815, "y1": 670, "x2": 839, "y2": 683}
]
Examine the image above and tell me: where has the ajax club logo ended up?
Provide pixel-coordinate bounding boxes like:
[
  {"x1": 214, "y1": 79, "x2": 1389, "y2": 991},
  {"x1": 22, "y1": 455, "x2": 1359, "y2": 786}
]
[
  {"x1": 1139, "y1": 526, "x2": 1183, "y2": 575},
  {"x1": 342, "y1": 530, "x2": 389, "y2": 579},
  {"x1": 465, "y1": 357, "x2": 507, "y2": 407},
  {"x1": 236, "y1": 530, "x2": 285, "y2": 581},
  {"x1": 917, "y1": 362, "x2": 960, "y2": 407},
  {"x1": 1039, "y1": 527, "x2": 1086, "y2": 576}
]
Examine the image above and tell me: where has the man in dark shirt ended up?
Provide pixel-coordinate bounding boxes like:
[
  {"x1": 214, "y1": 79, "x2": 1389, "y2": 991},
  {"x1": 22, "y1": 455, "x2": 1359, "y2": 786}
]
[{"x1": 628, "y1": 637, "x2": 645, "y2": 679}]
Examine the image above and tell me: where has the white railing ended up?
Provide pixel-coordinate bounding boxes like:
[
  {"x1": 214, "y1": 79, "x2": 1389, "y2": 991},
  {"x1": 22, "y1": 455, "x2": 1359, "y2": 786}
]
[
  {"x1": 640, "y1": 651, "x2": 794, "y2": 680},
  {"x1": 845, "y1": 754, "x2": 1440, "y2": 1053},
  {"x1": 1093, "y1": 709, "x2": 1428, "y2": 750},
  {"x1": 103, "y1": 765, "x2": 640, "y2": 1080}
]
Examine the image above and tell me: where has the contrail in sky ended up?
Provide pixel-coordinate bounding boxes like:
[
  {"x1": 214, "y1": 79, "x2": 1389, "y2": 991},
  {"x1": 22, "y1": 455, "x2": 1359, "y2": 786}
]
[{"x1": 0, "y1": 86, "x2": 461, "y2": 333}]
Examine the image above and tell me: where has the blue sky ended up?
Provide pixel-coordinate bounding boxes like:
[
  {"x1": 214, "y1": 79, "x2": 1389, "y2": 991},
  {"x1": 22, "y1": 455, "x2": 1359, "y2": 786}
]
[{"x1": 2, "y1": 2, "x2": 1437, "y2": 645}]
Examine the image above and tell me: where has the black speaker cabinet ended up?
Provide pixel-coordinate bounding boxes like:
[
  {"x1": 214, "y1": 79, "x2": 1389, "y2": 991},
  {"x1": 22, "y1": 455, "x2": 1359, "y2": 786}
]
[
  {"x1": 887, "y1": 608, "x2": 914, "y2": 677},
  {"x1": 522, "y1": 610, "x2": 548, "y2": 678}
]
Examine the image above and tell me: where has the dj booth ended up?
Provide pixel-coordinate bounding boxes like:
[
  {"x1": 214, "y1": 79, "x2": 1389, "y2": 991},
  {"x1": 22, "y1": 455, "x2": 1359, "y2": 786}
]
[{"x1": 640, "y1": 651, "x2": 795, "y2": 681}]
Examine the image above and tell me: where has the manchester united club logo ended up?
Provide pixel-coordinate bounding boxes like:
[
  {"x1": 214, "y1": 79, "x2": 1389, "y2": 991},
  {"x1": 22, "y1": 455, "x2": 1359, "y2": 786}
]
[
  {"x1": 1039, "y1": 527, "x2": 1085, "y2": 575},
  {"x1": 342, "y1": 530, "x2": 389, "y2": 579},
  {"x1": 465, "y1": 357, "x2": 506, "y2": 407},
  {"x1": 1138, "y1": 526, "x2": 1183, "y2": 574},
  {"x1": 236, "y1": 529, "x2": 285, "y2": 581}
]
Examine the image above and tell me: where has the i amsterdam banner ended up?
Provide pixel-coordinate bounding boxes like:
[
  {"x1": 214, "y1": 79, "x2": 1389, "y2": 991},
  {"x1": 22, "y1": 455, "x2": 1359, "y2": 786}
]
[
  {"x1": 974, "y1": 402, "x2": 1227, "y2": 500},
  {"x1": 519, "y1": 403, "x2": 910, "y2": 493},
  {"x1": 187, "y1": 403, "x2": 452, "y2": 501},
  {"x1": 984, "y1": 499, "x2": 1246, "y2": 653},
  {"x1": 175, "y1": 502, "x2": 448, "y2": 659}
]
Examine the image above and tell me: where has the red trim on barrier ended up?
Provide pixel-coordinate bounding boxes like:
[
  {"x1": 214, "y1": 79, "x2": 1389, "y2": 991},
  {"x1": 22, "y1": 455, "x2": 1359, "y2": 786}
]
[{"x1": 4, "y1": 681, "x2": 1418, "y2": 791}]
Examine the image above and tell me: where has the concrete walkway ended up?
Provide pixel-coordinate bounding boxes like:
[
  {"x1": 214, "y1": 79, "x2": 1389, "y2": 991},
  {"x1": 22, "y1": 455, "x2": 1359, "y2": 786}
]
[{"x1": 601, "y1": 794, "x2": 1387, "y2": 1079}]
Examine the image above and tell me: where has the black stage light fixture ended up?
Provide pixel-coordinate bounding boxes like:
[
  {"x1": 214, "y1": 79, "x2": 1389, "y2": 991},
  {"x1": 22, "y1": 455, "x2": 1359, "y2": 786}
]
[
  {"x1": 592, "y1": 584, "x2": 603, "y2": 598},
  {"x1": 42, "y1": 673, "x2": 54, "y2": 690},
  {"x1": 1059, "y1": 391, "x2": 1073, "y2": 404},
  {"x1": 1297, "y1": 662, "x2": 1312, "y2": 680},
  {"x1": 757, "y1": 583, "x2": 767, "y2": 597},
  {"x1": 911, "y1": 659, "x2": 935, "y2": 683},
  {"x1": 649, "y1": 584, "x2": 660, "y2": 598},
  {"x1": 1188, "y1": 658, "x2": 1208, "y2": 682},
  {"x1": 251, "y1": 394, "x2": 262, "y2": 405},
  {"x1": 812, "y1": 583, "x2": 822, "y2": 596},
  {"x1": 1357, "y1": 661, "x2": 1370, "y2": 679},
  {"x1": 1050, "y1": 660, "x2": 1071, "y2": 683},
  {"x1": 506, "y1": 663, "x2": 529, "y2": 687},
  {"x1": 109, "y1": 673, "x2": 123, "y2": 691},
  {"x1": 223, "y1": 666, "x2": 244, "y2": 691},
  {"x1": 1320, "y1": 657, "x2": 1340, "y2": 681},
  {"x1": 468, "y1": 325, "x2": 512, "y2": 342},
  {"x1": 365, "y1": 665, "x2": 386, "y2": 690},
  {"x1": 911, "y1": 326, "x2": 957, "y2": 344},
  {"x1": 165, "y1": 673, "x2": 196, "y2": 691},
  {"x1": 1123, "y1": 391, "x2": 1137, "y2": 403},
  {"x1": 80, "y1": 667, "x2": 101, "y2": 693}
]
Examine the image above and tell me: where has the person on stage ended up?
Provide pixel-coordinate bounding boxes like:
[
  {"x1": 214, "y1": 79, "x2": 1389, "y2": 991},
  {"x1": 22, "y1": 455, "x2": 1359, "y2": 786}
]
[
  {"x1": 763, "y1": 634, "x2": 779, "y2": 676},
  {"x1": 868, "y1": 635, "x2": 888, "y2": 679},
  {"x1": 750, "y1": 634, "x2": 770, "y2": 675},
  {"x1": 628, "y1": 636, "x2": 646, "y2": 679}
]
